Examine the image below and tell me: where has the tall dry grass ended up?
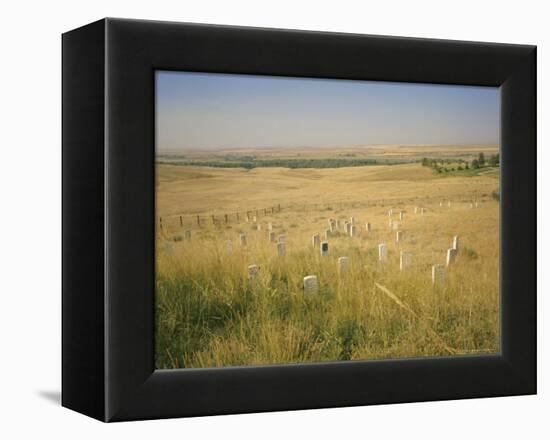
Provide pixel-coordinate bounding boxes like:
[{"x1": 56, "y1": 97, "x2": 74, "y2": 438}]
[{"x1": 156, "y1": 197, "x2": 499, "y2": 369}]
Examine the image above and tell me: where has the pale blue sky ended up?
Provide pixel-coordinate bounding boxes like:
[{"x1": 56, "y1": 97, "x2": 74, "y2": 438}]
[{"x1": 156, "y1": 71, "x2": 499, "y2": 152}]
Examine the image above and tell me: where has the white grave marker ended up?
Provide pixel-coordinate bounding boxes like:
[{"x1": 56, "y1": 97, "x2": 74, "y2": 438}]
[
  {"x1": 350, "y1": 225, "x2": 357, "y2": 237},
  {"x1": 277, "y1": 242, "x2": 286, "y2": 257},
  {"x1": 446, "y1": 248, "x2": 457, "y2": 266},
  {"x1": 378, "y1": 244, "x2": 387, "y2": 262},
  {"x1": 345, "y1": 222, "x2": 351, "y2": 235},
  {"x1": 268, "y1": 222, "x2": 273, "y2": 231},
  {"x1": 396, "y1": 231, "x2": 404, "y2": 243},
  {"x1": 338, "y1": 256, "x2": 350, "y2": 273},
  {"x1": 248, "y1": 264, "x2": 259, "y2": 280},
  {"x1": 324, "y1": 229, "x2": 331, "y2": 240},
  {"x1": 400, "y1": 251, "x2": 412, "y2": 271},
  {"x1": 312, "y1": 233, "x2": 321, "y2": 247},
  {"x1": 350, "y1": 216, "x2": 356, "y2": 225},
  {"x1": 303, "y1": 275, "x2": 319, "y2": 294},
  {"x1": 399, "y1": 211, "x2": 404, "y2": 221},
  {"x1": 452, "y1": 235, "x2": 459, "y2": 251},
  {"x1": 432, "y1": 264, "x2": 445, "y2": 285},
  {"x1": 365, "y1": 222, "x2": 371, "y2": 232}
]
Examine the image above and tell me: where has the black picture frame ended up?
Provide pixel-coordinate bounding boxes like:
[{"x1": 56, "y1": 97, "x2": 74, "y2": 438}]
[{"x1": 62, "y1": 18, "x2": 536, "y2": 422}]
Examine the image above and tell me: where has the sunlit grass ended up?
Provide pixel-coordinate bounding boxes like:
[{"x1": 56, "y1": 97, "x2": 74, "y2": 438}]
[{"x1": 155, "y1": 198, "x2": 499, "y2": 369}]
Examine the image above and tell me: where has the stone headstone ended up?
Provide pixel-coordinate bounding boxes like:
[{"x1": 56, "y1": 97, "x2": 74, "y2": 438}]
[
  {"x1": 432, "y1": 264, "x2": 445, "y2": 285},
  {"x1": 400, "y1": 251, "x2": 412, "y2": 270},
  {"x1": 267, "y1": 222, "x2": 273, "y2": 231},
  {"x1": 399, "y1": 211, "x2": 404, "y2": 221},
  {"x1": 240, "y1": 233, "x2": 247, "y2": 246},
  {"x1": 447, "y1": 201, "x2": 452, "y2": 208},
  {"x1": 452, "y1": 235, "x2": 459, "y2": 251},
  {"x1": 278, "y1": 234, "x2": 286, "y2": 243},
  {"x1": 252, "y1": 215, "x2": 257, "y2": 223},
  {"x1": 350, "y1": 216, "x2": 356, "y2": 225},
  {"x1": 338, "y1": 256, "x2": 349, "y2": 273},
  {"x1": 248, "y1": 264, "x2": 259, "y2": 280},
  {"x1": 184, "y1": 230, "x2": 192, "y2": 240},
  {"x1": 269, "y1": 231, "x2": 276, "y2": 242},
  {"x1": 312, "y1": 233, "x2": 321, "y2": 247},
  {"x1": 365, "y1": 222, "x2": 371, "y2": 232},
  {"x1": 414, "y1": 207, "x2": 418, "y2": 214},
  {"x1": 446, "y1": 248, "x2": 457, "y2": 266},
  {"x1": 396, "y1": 231, "x2": 404, "y2": 243},
  {"x1": 277, "y1": 242, "x2": 286, "y2": 256},
  {"x1": 345, "y1": 222, "x2": 351, "y2": 235},
  {"x1": 303, "y1": 275, "x2": 319, "y2": 294},
  {"x1": 378, "y1": 243, "x2": 387, "y2": 262},
  {"x1": 324, "y1": 229, "x2": 331, "y2": 240},
  {"x1": 392, "y1": 221, "x2": 400, "y2": 231},
  {"x1": 320, "y1": 241, "x2": 329, "y2": 256},
  {"x1": 350, "y1": 225, "x2": 357, "y2": 237}
]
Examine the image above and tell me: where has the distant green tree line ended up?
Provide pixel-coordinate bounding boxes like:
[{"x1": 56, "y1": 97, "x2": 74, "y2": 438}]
[
  {"x1": 421, "y1": 153, "x2": 499, "y2": 174},
  {"x1": 158, "y1": 158, "x2": 403, "y2": 169}
]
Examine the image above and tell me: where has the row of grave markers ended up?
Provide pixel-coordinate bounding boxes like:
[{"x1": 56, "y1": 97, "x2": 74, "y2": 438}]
[
  {"x1": 169, "y1": 208, "x2": 462, "y2": 291},
  {"x1": 246, "y1": 234, "x2": 461, "y2": 292}
]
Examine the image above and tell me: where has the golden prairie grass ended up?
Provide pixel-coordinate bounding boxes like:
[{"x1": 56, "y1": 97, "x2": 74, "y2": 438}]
[{"x1": 155, "y1": 163, "x2": 499, "y2": 369}]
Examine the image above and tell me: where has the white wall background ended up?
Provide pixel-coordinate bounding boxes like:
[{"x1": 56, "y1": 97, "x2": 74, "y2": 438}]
[{"x1": 0, "y1": 0, "x2": 546, "y2": 437}]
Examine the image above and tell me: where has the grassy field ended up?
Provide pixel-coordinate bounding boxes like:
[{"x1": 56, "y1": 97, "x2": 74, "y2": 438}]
[{"x1": 155, "y1": 149, "x2": 500, "y2": 369}]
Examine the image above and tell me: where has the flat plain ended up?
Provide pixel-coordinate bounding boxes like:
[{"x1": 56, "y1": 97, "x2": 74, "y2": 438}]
[{"x1": 155, "y1": 145, "x2": 500, "y2": 369}]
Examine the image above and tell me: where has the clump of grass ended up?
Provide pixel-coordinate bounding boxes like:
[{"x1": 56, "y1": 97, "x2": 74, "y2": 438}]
[{"x1": 462, "y1": 247, "x2": 478, "y2": 259}]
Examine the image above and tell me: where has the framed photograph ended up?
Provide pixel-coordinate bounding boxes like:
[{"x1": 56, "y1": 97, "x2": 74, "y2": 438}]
[{"x1": 62, "y1": 18, "x2": 536, "y2": 422}]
